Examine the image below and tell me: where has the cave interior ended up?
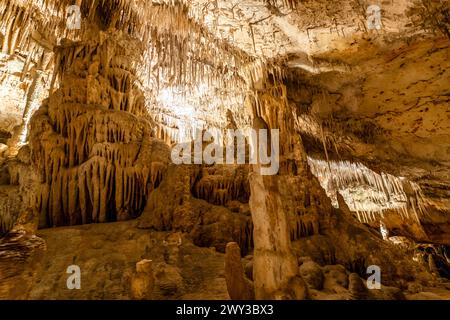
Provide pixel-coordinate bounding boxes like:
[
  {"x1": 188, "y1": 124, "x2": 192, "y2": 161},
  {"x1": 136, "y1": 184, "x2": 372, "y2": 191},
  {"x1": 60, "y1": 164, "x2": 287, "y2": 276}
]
[{"x1": 0, "y1": 0, "x2": 449, "y2": 300}]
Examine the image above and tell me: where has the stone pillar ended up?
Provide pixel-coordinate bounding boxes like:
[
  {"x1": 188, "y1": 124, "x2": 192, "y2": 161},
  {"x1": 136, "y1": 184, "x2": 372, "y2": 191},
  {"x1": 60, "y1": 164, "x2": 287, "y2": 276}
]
[{"x1": 249, "y1": 172, "x2": 298, "y2": 299}]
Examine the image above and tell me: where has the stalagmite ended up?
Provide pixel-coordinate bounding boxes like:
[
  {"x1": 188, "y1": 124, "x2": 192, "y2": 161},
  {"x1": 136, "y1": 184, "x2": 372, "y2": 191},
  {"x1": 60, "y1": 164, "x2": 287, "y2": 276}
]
[{"x1": 224, "y1": 242, "x2": 254, "y2": 300}]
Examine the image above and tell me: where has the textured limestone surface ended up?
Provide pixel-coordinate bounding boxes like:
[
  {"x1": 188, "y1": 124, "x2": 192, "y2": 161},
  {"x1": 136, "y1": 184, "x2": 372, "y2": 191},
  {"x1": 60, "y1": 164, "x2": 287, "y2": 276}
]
[{"x1": 0, "y1": 0, "x2": 449, "y2": 300}]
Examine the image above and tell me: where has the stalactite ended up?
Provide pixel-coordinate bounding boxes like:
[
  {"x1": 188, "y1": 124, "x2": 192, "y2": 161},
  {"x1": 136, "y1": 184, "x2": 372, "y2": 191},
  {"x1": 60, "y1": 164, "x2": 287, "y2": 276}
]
[
  {"x1": 29, "y1": 32, "x2": 171, "y2": 228},
  {"x1": 307, "y1": 157, "x2": 429, "y2": 224},
  {"x1": 192, "y1": 166, "x2": 250, "y2": 206},
  {"x1": 0, "y1": 198, "x2": 16, "y2": 235}
]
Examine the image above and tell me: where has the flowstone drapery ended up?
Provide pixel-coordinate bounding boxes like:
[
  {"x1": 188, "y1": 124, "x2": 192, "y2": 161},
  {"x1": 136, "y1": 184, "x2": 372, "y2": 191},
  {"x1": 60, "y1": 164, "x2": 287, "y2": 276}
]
[
  {"x1": 246, "y1": 77, "x2": 437, "y2": 299},
  {"x1": 29, "y1": 33, "x2": 170, "y2": 228}
]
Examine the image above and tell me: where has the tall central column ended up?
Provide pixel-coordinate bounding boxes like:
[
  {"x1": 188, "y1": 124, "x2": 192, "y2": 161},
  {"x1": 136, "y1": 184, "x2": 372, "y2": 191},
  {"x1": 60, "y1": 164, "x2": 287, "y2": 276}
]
[{"x1": 248, "y1": 82, "x2": 308, "y2": 299}]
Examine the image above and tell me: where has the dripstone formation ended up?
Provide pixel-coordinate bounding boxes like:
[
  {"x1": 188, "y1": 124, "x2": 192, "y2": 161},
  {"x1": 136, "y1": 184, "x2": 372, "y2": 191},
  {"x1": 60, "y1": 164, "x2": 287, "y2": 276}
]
[{"x1": 0, "y1": 0, "x2": 449, "y2": 300}]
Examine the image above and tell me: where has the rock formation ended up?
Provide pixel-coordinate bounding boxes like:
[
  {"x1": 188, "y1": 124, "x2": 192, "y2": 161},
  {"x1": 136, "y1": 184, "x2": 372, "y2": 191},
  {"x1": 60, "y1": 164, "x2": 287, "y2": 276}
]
[
  {"x1": 0, "y1": 0, "x2": 449, "y2": 300},
  {"x1": 131, "y1": 259, "x2": 155, "y2": 300},
  {"x1": 224, "y1": 242, "x2": 254, "y2": 300}
]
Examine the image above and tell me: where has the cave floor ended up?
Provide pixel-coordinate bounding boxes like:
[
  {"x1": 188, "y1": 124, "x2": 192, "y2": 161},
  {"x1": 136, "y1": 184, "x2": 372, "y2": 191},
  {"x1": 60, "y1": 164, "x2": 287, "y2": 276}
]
[{"x1": 20, "y1": 220, "x2": 449, "y2": 300}]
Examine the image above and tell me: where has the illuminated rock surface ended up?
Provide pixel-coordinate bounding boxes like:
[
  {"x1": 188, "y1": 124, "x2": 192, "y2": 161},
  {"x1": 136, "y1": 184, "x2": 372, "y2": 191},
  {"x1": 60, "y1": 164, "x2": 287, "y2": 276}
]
[{"x1": 0, "y1": 0, "x2": 449, "y2": 300}]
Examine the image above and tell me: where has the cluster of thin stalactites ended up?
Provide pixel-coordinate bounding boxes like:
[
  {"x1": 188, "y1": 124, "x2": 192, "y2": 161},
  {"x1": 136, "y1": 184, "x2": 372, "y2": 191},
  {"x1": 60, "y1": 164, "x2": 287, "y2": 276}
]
[{"x1": 308, "y1": 157, "x2": 429, "y2": 224}]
